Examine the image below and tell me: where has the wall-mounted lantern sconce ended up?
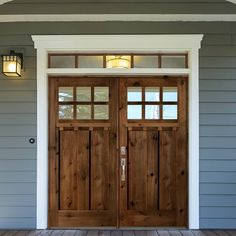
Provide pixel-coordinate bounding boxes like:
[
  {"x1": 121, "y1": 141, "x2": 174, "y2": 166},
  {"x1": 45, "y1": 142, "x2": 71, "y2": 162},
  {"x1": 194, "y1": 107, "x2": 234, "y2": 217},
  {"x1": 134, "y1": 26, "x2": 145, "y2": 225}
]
[
  {"x1": 2, "y1": 50, "x2": 23, "y2": 77},
  {"x1": 106, "y1": 55, "x2": 131, "y2": 69}
]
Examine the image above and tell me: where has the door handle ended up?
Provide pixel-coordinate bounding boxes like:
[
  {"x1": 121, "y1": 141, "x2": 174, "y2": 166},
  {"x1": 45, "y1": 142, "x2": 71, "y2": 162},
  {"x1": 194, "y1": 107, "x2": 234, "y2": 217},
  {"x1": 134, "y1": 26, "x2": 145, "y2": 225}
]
[{"x1": 121, "y1": 158, "x2": 126, "y2": 181}]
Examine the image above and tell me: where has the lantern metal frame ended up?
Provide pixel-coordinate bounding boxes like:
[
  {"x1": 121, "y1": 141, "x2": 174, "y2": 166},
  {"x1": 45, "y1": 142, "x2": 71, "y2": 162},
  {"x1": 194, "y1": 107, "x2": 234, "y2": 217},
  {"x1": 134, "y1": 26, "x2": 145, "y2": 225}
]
[{"x1": 1, "y1": 50, "x2": 23, "y2": 77}]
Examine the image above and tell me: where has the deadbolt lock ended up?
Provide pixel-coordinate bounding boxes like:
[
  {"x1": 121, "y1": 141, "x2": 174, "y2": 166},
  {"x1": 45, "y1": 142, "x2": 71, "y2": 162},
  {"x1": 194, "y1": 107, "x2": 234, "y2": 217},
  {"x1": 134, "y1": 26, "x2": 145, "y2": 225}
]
[{"x1": 120, "y1": 146, "x2": 127, "y2": 155}]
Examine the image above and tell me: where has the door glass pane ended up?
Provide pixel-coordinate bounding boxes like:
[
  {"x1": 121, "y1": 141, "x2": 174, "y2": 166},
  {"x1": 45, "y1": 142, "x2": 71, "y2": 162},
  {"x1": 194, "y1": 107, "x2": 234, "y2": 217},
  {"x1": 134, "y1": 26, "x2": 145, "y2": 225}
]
[
  {"x1": 59, "y1": 87, "x2": 73, "y2": 102},
  {"x1": 50, "y1": 56, "x2": 75, "y2": 68},
  {"x1": 77, "y1": 105, "x2": 91, "y2": 119},
  {"x1": 76, "y1": 87, "x2": 91, "y2": 101},
  {"x1": 94, "y1": 105, "x2": 109, "y2": 119},
  {"x1": 134, "y1": 56, "x2": 158, "y2": 68},
  {"x1": 163, "y1": 105, "x2": 178, "y2": 120},
  {"x1": 78, "y1": 56, "x2": 103, "y2": 68},
  {"x1": 128, "y1": 105, "x2": 142, "y2": 119},
  {"x1": 59, "y1": 105, "x2": 74, "y2": 119},
  {"x1": 161, "y1": 55, "x2": 186, "y2": 68},
  {"x1": 145, "y1": 87, "x2": 160, "y2": 102},
  {"x1": 128, "y1": 87, "x2": 142, "y2": 102},
  {"x1": 163, "y1": 87, "x2": 178, "y2": 102},
  {"x1": 145, "y1": 105, "x2": 160, "y2": 119},
  {"x1": 94, "y1": 87, "x2": 109, "y2": 102}
]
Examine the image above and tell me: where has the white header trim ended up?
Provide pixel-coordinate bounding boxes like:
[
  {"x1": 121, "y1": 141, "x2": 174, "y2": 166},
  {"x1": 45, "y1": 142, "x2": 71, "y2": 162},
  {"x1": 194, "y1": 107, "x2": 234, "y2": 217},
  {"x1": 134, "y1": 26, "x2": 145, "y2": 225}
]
[
  {"x1": 32, "y1": 34, "x2": 203, "y2": 230},
  {"x1": 1, "y1": 14, "x2": 236, "y2": 22}
]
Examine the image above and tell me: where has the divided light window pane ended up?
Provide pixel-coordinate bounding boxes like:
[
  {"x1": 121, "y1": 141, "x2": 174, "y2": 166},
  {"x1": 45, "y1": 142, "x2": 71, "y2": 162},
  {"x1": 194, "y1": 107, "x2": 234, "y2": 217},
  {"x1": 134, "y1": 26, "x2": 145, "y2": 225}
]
[
  {"x1": 59, "y1": 105, "x2": 74, "y2": 119},
  {"x1": 145, "y1": 105, "x2": 160, "y2": 119},
  {"x1": 161, "y1": 55, "x2": 186, "y2": 68},
  {"x1": 78, "y1": 56, "x2": 103, "y2": 68},
  {"x1": 94, "y1": 87, "x2": 109, "y2": 102},
  {"x1": 163, "y1": 105, "x2": 178, "y2": 120},
  {"x1": 94, "y1": 105, "x2": 109, "y2": 120},
  {"x1": 128, "y1": 87, "x2": 142, "y2": 102},
  {"x1": 163, "y1": 87, "x2": 178, "y2": 102},
  {"x1": 134, "y1": 56, "x2": 158, "y2": 68},
  {"x1": 50, "y1": 56, "x2": 75, "y2": 68},
  {"x1": 59, "y1": 87, "x2": 73, "y2": 102},
  {"x1": 76, "y1": 87, "x2": 91, "y2": 101},
  {"x1": 145, "y1": 87, "x2": 160, "y2": 102},
  {"x1": 128, "y1": 105, "x2": 142, "y2": 119}
]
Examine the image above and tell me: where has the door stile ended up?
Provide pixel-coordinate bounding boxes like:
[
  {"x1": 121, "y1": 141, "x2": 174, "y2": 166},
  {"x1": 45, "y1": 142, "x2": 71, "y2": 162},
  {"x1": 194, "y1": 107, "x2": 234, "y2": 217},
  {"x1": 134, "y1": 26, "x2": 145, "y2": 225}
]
[
  {"x1": 48, "y1": 78, "x2": 59, "y2": 226},
  {"x1": 175, "y1": 78, "x2": 188, "y2": 226},
  {"x1": 118, "y1": 78, "x2": 128, "y2": 224}
]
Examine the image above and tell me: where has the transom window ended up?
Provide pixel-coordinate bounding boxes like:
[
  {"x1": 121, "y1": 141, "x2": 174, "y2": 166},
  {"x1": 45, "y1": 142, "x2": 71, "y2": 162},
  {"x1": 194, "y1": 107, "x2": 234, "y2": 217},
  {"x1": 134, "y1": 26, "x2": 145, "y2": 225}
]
[
  {"x1": 58, "y1": 86, "x2": 109, "y2": 120},
  {"x1": 48, "y1": 53, "x2": 188, "y2": 69},
  {"x1": 127, "y1": 86, "x2": 178, "y2": 120}
]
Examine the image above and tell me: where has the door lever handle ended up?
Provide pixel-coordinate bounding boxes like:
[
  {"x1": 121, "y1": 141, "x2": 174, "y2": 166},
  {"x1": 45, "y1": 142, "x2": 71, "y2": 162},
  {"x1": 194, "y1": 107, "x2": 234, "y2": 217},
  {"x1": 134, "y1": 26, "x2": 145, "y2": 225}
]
[{"x1": 121, "y1": 158, "x2": 126, "y2": 181}]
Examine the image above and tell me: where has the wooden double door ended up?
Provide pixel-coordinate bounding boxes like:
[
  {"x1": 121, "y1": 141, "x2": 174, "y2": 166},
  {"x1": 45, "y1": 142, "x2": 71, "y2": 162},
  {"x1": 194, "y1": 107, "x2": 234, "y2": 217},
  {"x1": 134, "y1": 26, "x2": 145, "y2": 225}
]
[{"x1": 49, "y1": 76, "x2": 188, "y2": 228}]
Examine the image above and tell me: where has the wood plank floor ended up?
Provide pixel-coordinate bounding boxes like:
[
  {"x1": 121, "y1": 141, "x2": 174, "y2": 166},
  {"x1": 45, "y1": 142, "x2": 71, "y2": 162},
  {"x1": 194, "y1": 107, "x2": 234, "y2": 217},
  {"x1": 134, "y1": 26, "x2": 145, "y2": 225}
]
[{"x1": 0, "y1": 230, "x2": 235, "y2": 236}]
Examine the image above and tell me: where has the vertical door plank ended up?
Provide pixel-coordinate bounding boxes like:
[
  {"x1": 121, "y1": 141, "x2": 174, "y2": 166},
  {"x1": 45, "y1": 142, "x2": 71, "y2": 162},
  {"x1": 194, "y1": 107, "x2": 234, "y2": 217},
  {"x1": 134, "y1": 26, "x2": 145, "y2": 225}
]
[
  {"x1": 159, "y1": 130, "x2": 176, "y2": 211},
  {"x1": 60, "y1": 130, "x2": 78, "y2": 210},
  {"x1": 91, "y1": 129, "x2": 109, "y2": 210},
  {"x1": 77, "y1": 130, "x2": 90, "y2": 210},
  {"x1": 128, "y1": 130, "x2": 147, "y2": 211},
  {"x1": 147, "y1": 130, "x2": 159, "y2": 212}
]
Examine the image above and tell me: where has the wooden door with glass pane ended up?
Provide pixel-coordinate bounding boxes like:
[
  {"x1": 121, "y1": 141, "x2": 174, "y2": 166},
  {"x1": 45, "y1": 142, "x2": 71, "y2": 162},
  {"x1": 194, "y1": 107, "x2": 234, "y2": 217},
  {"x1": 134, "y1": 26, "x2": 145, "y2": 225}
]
[
  {"x1": 48, "y1": 77, "x2": 117, "y2": 227},
  {"x1": 119, "y1": 77, "x2": 188, "y2": 227}
]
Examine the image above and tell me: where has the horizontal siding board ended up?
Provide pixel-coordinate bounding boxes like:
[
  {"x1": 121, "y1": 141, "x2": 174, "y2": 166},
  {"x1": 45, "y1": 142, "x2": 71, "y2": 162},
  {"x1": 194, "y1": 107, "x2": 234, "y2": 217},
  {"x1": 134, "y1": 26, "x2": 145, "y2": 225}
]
[
  {"x1": 200, "y1": 160, "x2": 236, "y2": 171},
  {"x1": 200, "y1": 148, "x2": 236, "y2": 160},
  {"x1": 200, "y1": 184, "x2": 236, "y2": 194},
  {"x1": 200, "y1": 172, "x2": 236, "y2": 183},
  {"x1": 2, "y1": 22, "x2": 236, "y2": 35},
  {"x1": 0, "y1": 125, "x2": 36, "y2": 137},
  {"x1": 201, "y1": 35, "x2": 234, "y2": 46},
  {"x1": 200, "y1": 195, "x2": 236, "y2": 207},
  {"x1": 200, "y1": 92, "x2": 236, "y2": 102},
  {"x1": 0, "y1": 183, "x2": 36, "y2": 194},
  {"x1": 200, "y1": 46, "x2": 236, "y2": 57},
  {"x1": 0, "y1": 218, "x2": 36, "y2": 229},
  {"x1": 0, "y1": 80, "x2": 36, "y2": 91},
  {"x1": 200, "y1": 80, "x2": 236, "y2": 91},
  {"x1": 200, "y1": 114, "x2": 236, "y2": 125},
  {"x1": 0, "y1": 160, "x2": 36, "y2": 171},
  {"x1": 200, "y1": 69, "x2": 236, "y2": 80},
  {"x1": 0, "y1": 207, "x2": 35, "y2": 218},
  {"x1": 200, "y1": 137, "x2": 236, "y2": 148},
  {"x1": 0, "y1": 149, "x2": 36, "y2": 160},
  {"x1": 0, "y1": 35, "x2": 34, "y2": 46},
  {"x1": 200, "y1": 126, "x2": 236, "y2": 137},
  {"x1": 0, "y1": 92, "x2": 36, "y2": 102},
  {"x1": 0, "y1": 104, "x2": 36, "y2": 114},
  {"x1": 0, "y1": 172, "x2": 36, "y2": 183},
  {"x1": 200, "y1": 219, "x2": 236, "y2": 229},
  {"x1": 200, "y1": 57, "x2": 236, "y2": 68},
  {"x1": 200, "y1": 207, "x2": 236, "y2": 218},
  {"x1": 0, "y1": 195, "x2": 35, "y2": 207},
  {"x1": 0, "y1": 114, "x2": 36, "y2": 125},
  {"x1": 0, "y1": 137, "x2": 37, "y2": 148},
  {"x1": 200, "y1": 103, "x2": 236, "y2": 114},
  {"x1": 1, "y1": 3, "x2": 236, "y2": 14}
]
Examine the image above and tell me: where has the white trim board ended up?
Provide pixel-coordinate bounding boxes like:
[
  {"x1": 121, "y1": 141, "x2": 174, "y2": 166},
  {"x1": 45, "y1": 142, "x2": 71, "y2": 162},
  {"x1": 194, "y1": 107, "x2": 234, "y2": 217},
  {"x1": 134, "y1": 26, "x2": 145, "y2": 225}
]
[
  {"x1": 1, "y1": 14, "x2": 236, "y2": 22},
  {"x1": 32, "y1": 34, "x2": 203, "y2": 230}
]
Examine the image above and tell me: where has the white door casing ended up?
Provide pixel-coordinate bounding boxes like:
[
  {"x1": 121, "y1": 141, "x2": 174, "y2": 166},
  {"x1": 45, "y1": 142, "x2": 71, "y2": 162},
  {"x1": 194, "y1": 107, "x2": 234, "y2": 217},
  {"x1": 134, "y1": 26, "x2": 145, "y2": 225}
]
[{"x1": 32, "y1": 34, "x2": 203, "y2": 229}]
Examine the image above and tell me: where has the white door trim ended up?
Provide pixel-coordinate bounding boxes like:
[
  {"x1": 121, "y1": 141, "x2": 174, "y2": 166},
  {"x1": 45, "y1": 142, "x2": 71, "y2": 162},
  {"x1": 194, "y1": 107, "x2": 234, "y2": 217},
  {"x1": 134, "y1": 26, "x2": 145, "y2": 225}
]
[{"x1": 32, "y1": 34, "x2": 203, "y2": 230}]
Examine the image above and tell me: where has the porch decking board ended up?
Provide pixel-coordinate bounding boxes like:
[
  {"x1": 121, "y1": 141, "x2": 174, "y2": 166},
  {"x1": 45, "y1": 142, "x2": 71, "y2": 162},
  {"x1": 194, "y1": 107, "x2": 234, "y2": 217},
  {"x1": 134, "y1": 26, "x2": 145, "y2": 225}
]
[
  {"x1": 0, "y1": 231, "x2": 235, "y2": 236},
  {"x1": 74, "y1": 230, "x2": 87, "y2": 236},
  {"x1": 123, "y1": 231, "x2": 136, "y2": 236},
  {"x1": 226, "y1": 231, "x2": 236, "y2": 236}
]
